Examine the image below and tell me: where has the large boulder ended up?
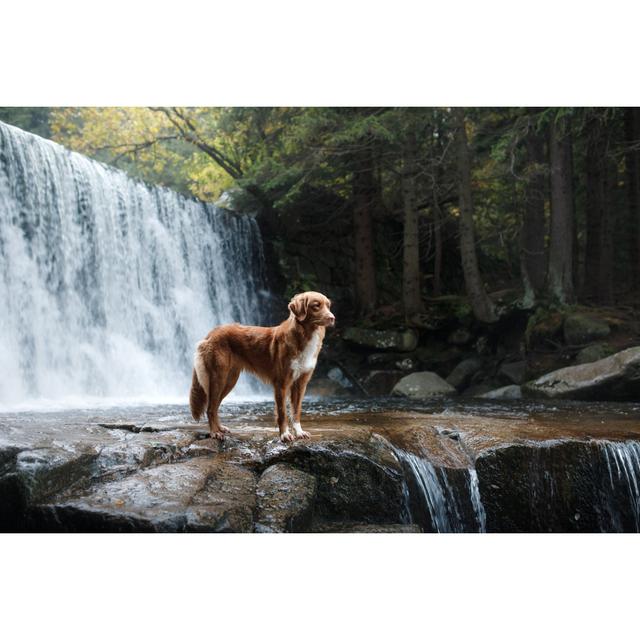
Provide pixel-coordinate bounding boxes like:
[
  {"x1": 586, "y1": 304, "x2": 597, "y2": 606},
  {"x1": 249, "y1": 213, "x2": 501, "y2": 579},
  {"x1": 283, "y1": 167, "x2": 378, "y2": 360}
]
[
  {"x1": 446, "y1": 357, "x2": 484, "y2": 390},
  {"x1": 255, "y1": 463, "x2": 317, "y2": 532},
  {"x1": 563, "y1": 313, "x2": 610, "y2": 346},
  {"x1": 392, "y1": 372, "x2": 457, "y2": 398},
  {"x1": 523, "y1": 347, "x2": 640, "y2": 400},
  {"x1": 343, "y1": 327, "x2": 418, "y2": 352}
]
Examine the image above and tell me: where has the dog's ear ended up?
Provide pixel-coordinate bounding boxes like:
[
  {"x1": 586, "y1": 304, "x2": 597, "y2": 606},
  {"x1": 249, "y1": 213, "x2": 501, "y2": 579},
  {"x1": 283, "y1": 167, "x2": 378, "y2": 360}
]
[{"x1": 288, "y1": 294, "x2": 308, "y2": 321}]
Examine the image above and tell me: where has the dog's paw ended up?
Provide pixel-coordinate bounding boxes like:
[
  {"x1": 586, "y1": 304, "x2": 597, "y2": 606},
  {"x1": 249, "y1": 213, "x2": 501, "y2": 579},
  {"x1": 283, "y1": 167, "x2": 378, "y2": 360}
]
[
  {"x1": 211, "y1": 431, "x2": 226, "y2": 440},
  {"x1": 280, "y1": 431, "x2": 295, "y2": 443},
  {"x1": 218, "y1": 425, "x2": 230, "y2": 433},
  {"x1": 291, "y1": 422, "x2": 310, "y2": 440}
]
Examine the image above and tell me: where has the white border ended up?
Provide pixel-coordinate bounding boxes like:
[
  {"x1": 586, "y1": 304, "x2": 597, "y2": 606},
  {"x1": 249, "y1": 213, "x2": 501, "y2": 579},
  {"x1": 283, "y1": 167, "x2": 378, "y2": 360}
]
[
  {"x1": 1, "y1": 534, "x2": 638, "y2": 639},
  {"x1": 2, "y1": 1, "x2": 640, "y2": 105}
]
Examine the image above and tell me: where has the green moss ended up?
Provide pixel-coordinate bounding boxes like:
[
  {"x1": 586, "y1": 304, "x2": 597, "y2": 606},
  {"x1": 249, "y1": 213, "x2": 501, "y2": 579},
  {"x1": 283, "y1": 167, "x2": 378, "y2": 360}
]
[{"x1": 525, "y1": 306, "x2": 566, "y2": 348}]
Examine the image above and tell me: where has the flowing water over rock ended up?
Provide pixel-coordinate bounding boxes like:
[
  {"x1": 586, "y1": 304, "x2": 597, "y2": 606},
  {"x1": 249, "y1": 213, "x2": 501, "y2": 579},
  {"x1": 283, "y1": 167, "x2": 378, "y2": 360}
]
[
  {"x1": 394, "y1": 450, "x2": 486, "y2": 532},
  {"x1": 600, "y1": 441, "x2": 640, "y2": 531},
  {"x1": 2, "y1": 398, "x2": 640, "y2": 532},
  {"x1": 0, "y1": 121, "x2": 266, "y2": 409}
]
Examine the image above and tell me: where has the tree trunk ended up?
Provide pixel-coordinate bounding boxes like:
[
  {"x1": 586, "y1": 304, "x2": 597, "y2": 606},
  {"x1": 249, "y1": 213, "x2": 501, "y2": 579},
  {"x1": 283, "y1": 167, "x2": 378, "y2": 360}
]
[
  {"x1": 585, "y1": 114, "x2": 615, "y2": 304},
  {"x1": 402, "y1": 130, "x2": 424, "y2": 318},
  {"x1": 521, "y1": 120, "x2": 547, "y2": 301},
  {"x1": 547, "y1": 115, "x2": 575, "y2": 304},
  {"x1": 432, "y1": 199, "x2": 443, "y2": 297},
  {"x1": 352, "y1": 151, "x2": 378, "y2": 314},
  {"x1": 454, "y1": 108, "x2": 497, "y2": 323},
  {"x1": 625, "y1": 108, "x2": 640, "y2": 289},
  {"x1": 584, "y1": 115, "x2": 605, "y2": 300},
  {"x1": 599, "y1": 154, "x2": 616, "y2": 304}
]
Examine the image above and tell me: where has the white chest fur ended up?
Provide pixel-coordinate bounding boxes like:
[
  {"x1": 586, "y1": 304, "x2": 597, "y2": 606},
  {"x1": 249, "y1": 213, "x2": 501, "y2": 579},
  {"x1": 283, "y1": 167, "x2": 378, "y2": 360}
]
[{"x1": 290, "y1": 330, "x2": 321, "y2": 381}]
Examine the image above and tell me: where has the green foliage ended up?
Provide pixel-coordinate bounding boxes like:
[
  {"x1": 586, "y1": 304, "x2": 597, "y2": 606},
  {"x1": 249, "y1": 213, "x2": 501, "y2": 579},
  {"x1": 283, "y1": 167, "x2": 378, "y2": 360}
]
[
  {"x1": 0, "y1": 107, "x2": 51, "y2": 138},
  {"x1": 4, "y1": 105, "x2": 636, "y2": 312}
]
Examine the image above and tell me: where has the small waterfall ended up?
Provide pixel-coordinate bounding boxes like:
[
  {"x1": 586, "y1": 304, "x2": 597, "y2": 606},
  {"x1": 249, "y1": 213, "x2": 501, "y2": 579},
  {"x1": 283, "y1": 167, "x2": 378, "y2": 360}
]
[
  {"x1": 0, "y1": 121, "x2": 266, "y2": 409},
  {"x1": 601, "y1": 441, "x2": 640, "y2": 532},
  {"x1": 468, "y1": 468, "x2": 487, "y2": 531},
  {"x1": 395, "y1": 449, "x2": 486, "y2": 533}
]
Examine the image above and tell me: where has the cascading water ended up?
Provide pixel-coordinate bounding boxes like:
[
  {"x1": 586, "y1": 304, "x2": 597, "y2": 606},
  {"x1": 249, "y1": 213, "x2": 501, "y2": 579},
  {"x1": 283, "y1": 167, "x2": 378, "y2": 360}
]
[
  {"x1": 395, "y1": 449, "x2": 487, "y2": 533},
  {"x1": 601, "y1": 441, "x2": 640, "y2": 532},
  {"x1": 0, "y1": 121, "x2": 267, "y2": 410}
]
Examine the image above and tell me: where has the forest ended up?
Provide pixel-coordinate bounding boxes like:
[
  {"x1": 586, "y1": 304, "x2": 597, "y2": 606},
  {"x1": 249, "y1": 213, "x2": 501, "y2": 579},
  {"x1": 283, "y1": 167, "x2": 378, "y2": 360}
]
[{"x1": 2, "y1": 106, "x2": 638, "y2": 328}]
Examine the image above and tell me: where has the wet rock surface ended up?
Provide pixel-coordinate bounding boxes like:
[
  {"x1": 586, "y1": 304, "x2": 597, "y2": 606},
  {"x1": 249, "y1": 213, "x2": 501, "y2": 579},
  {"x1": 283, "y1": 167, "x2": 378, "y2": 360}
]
[
  {"x1": 255, "y1": 463, "x2": 316, "y2": 532},
  {"x1": 33, "y1": 457, "x2": 257, "y2": 533},
  {"x1": 2, "y1": 397, "x2": 640, "y2": 532}
]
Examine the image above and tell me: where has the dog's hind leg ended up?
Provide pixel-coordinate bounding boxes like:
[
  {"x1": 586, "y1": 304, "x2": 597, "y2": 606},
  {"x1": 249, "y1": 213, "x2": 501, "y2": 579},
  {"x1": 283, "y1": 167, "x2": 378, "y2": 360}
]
[
  {"x1": 206, "y1": 362, "x2": 228, "y2": 439},
  {"x1": 206, "y1": 364, "x2": 241, "y2": 439},
  {"x1": 221, "y1": 366, "x2": 241, "y2": 401}
]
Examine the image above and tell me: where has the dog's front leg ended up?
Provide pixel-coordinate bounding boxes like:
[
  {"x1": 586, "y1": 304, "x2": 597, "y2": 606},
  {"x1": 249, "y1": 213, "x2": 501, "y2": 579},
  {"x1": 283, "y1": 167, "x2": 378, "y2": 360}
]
[
  {"x1": 275, "y1": 384, "x2": 294, "y2": 442},
  {"x1": 289, "y1": 375, "x2": 311, "y2": 439}
]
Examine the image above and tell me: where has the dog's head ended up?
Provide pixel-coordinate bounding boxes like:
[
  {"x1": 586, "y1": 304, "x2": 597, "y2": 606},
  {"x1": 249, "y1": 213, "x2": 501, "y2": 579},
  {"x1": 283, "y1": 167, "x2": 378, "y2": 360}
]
[{"x1": 288, "y1": 291, "x2": 335, "y2": 327}]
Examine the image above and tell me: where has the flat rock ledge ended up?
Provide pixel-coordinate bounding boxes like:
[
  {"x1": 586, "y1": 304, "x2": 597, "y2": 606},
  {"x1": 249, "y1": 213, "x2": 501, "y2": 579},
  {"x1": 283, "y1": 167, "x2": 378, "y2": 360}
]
[
  {"x1": 0, "y1": 413, "x2": 410, "y2": 533},
  {"x1": 3, "y1": 404, "x2": 640, "y2": 533}
]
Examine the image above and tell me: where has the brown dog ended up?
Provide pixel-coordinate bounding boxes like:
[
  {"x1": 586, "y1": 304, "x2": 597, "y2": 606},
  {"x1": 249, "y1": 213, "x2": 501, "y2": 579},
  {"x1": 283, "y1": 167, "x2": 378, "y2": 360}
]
[{"x1": 189, "y1": 291, "x2": 335, "y2": 441}]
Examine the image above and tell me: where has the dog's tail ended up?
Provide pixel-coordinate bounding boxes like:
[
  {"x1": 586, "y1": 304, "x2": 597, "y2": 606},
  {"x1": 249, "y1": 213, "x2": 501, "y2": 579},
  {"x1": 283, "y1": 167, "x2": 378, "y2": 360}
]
[{"x1": 190, "y1": 343, "x2": 209, "y2": 421}]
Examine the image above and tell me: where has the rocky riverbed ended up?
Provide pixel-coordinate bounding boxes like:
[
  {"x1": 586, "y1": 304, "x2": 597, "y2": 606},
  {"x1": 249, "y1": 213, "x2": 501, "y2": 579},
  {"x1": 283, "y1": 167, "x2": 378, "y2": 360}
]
[{"x1": 1, "y1": 398, "x2": 640, "y2": 533}]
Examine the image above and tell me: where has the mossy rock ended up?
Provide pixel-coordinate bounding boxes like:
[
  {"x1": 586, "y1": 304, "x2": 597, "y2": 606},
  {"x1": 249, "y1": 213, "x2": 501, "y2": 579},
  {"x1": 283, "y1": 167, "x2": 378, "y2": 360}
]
[
  {"x1": 525, "y1": 307, "x2": 565, "y2": 348},
  {"x1": 575, "y1": 343, "x2": 615, "y2": 365},
  {"x1": 563, "y1": 313, "x2": 610, "y2": 347}
]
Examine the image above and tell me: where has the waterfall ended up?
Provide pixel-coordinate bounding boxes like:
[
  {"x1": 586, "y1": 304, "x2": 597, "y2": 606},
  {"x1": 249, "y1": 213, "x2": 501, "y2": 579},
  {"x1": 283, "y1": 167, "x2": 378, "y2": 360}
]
[
  {"x1": 600, "y1": 441, "x2": 640, "y2": 532},
  {"x1": 395, "y1": 449, "x2": 486, "y2": 533},
  {"x1": 0, "y1": 121, "x2": 267, "y2": 410},
  {"x1": 467, "y1": 468, "x2": 487, "y2": 531}
]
